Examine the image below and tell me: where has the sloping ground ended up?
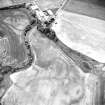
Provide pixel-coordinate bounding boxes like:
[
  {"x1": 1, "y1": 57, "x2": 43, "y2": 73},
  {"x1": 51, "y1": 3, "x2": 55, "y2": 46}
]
[
  {"x1": 0, "y1": 0, "x2": 104, "y2": 105},
  {"x1": 1, "y1": 27, "x2": 102, "y2": 105}
]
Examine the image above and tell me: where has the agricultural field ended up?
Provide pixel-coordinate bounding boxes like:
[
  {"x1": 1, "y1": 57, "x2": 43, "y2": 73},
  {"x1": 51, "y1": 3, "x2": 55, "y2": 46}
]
[{"x1": 0, "y1": 0, "x2": 104, "y2": 105}]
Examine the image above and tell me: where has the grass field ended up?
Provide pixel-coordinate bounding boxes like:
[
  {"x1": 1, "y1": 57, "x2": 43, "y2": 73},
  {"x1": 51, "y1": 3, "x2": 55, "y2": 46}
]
[{"x1": 62, "y1": 0, "x2": 105, "y2": 21}]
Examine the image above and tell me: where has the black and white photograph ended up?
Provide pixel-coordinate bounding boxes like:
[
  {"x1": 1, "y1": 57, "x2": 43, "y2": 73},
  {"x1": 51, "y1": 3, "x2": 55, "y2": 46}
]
[{"x1": 0, "y1": 0, "x2": 104, "y2": 105}]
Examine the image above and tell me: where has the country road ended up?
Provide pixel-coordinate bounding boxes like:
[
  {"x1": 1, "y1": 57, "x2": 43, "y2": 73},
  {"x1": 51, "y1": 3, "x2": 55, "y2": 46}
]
[{"x1": 0, "y1": 0, "x2": 105, "y2": 20}]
